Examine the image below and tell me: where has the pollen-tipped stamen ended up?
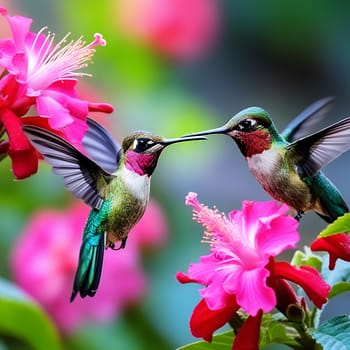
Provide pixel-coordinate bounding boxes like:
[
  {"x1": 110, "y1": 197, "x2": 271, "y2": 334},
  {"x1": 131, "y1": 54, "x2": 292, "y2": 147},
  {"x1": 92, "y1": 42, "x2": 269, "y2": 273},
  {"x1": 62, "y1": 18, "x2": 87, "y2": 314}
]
[{"x1": 26, "y1": 29, "x2": 107, "y2": 92}]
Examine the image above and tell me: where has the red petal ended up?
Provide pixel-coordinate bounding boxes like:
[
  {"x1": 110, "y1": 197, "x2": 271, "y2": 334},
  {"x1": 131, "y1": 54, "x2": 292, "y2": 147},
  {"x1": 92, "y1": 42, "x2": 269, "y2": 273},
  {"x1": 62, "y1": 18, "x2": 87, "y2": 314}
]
[
  {"x1": 233, "y1": 310, "x2": 262, "y2": 350},
  {"x1": 22, "y1": 116, "x2": 66, "y2": 138},
  {"x1": 0, "y1": 109, "x2": 39, "y2": 178},
  {"x1": 311, "y1": 233, "x2": 350, "y2": 270},
  {"x1": 266, "y1": 274, "x2": 297, "y2": 315},
  {"x1": 1, "y1": 108, "x2": 31, "y2": 151},
  {"x1": 176, "y1": 271, "x2": 197, "y2": 284},
  {"x1": 273, "y1": 261, "x2": 330, "y2": 308},
  {"x1": 88, "y1": 102, "x2": 114, "y2": 114},
  {"x1": 190, "y1": 297, "x2": 239, "y2": 342},
  {"x1": 10, "y1": 146, "x2": 38, "y2": 179}
]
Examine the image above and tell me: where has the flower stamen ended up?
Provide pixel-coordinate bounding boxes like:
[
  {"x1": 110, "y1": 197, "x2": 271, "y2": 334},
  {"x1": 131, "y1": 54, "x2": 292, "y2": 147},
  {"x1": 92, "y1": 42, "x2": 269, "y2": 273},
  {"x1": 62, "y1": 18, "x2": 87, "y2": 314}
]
[{"x1": 26, "y1": 29, "x2": 106, "y2": 93}]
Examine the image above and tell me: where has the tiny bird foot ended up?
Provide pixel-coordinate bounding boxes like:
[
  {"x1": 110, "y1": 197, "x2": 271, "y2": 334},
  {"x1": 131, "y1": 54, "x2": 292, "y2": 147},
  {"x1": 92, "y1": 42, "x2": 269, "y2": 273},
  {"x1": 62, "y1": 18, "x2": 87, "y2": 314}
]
[
  {"x1": 294, "y1": 210, "x2": 305, "y2": 221},
  {"x1": 108, "y1": 236, "x2": 128, "y2": 250}
]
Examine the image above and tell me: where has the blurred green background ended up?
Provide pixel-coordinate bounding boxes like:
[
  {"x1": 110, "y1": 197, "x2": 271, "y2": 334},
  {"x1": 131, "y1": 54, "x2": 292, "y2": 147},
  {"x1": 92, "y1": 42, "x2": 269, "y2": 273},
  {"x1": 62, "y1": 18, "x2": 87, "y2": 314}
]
[{"x1": 2, "y1": 0, "x2": 350, "y2": 349}]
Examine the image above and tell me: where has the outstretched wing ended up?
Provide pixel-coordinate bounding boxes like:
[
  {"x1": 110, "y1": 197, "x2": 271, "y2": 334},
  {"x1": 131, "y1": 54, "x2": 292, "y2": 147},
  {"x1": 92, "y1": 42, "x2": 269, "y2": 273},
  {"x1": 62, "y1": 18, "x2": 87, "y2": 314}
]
[
  {"x1": 82, "y1": 118, "x2": 121, "y2": 174},
  {"x1": 23, "y1": 125, "x2": 113, "y2": 209},
  {"x1": 288, "y1": 117, "x2": 350, "y2": 178},
  {"x1": 282, "y1": 96, "x2": 334, "y2": 142}
]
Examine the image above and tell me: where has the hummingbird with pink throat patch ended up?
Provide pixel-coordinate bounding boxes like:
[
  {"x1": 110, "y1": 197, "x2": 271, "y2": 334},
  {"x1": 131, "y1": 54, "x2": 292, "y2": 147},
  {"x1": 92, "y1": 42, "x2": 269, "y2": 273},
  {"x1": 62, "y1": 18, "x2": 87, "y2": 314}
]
[{"x1": 23, "y1": 119, "x2": 205, "y2": 301}]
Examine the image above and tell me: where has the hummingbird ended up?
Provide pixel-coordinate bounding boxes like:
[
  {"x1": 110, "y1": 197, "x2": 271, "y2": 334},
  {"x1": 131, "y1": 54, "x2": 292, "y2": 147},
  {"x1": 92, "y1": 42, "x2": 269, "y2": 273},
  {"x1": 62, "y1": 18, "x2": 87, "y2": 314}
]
[
  {"x1": 23, "y1": 119, "x2": 206, "y2": 301},
  {"x1": 184, "y1": 97, "x2": 350, "y2": 222}
]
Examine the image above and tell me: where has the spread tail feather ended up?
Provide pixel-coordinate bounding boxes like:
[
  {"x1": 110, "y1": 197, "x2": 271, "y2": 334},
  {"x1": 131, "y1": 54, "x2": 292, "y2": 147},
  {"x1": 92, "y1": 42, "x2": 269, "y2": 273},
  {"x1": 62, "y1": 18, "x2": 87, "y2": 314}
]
[{"x1": 70, "y1": 232, "x2": 105, "y2": 302}]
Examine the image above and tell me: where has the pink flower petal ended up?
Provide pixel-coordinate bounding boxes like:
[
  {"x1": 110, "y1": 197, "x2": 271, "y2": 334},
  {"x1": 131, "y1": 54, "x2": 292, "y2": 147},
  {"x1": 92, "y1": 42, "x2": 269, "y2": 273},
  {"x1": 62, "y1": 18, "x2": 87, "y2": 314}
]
[
  {"x1": 234, "y1": 267, "x2": 276, "y2": 316},
  {"x1": 0, "y1": 39, "x2": 19, "y2": 74},
  {"x1": 187, "y1": 254, "x2": 218, "y2": 285},
  {"x1": 44, "y1": 83, "x2": 89, "y2": 119},
  {"x1": 255, "y1": 215, "x2": 299, "y2": 256},
  {"x1": 61, "y1": 117, "x2": 88, "y2": 144},
  {"x1": 36, "y1": 94, "x2": 74, "y2": 128},
  {"x1": 200, "y1": 272, "x2": 233, "y2": 310},
  {"x1": 1, "y1": 10, "x2": 32, "y2": 51}
]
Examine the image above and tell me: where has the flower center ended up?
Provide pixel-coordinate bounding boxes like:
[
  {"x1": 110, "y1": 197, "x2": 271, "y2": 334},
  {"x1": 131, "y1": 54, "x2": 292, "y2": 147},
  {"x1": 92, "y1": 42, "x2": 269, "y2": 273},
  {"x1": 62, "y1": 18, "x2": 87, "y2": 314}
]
[{"x1": 25, "y1": 28, "x2": 106, "y2": 94}]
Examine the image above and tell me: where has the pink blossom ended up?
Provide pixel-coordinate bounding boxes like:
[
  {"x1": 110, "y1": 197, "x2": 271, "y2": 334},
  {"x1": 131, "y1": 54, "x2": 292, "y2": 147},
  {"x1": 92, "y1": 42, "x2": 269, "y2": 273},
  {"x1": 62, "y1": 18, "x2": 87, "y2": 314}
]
[
  {"x1": 0, "y1": 7, "x2": 112, "y2": 134},
  {"x1": 0, "y1": 7, "x2": 113, "y2": 179},
  {"x1": 117, "y1": 0, "x2": 220, "y2": 60},
  {"x1": 11, "y1": 201, "x2": 167, "y2": 332},
  {"x1": 183, "y1": 192, "x2": 299, "y2": 316},
  {"x1": 177, "y1": 193, "x2": 330, "y2": 346}
]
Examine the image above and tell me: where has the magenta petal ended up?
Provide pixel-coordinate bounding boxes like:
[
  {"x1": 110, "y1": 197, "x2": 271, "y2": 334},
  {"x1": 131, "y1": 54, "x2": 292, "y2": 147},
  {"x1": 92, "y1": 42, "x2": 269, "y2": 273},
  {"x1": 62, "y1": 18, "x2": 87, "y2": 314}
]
[
  {"x1": 234, "y1": 267, "x2": 276, "y2": 316},
  {"x1": 4, "y1": 13, "x2": 32, "y2": 51},
  {"x1": 61, "y1": 117, "x2": 88, "y2": 144},
  {"x1": 256, "y1": 215, "x2": 299, "y2": 256},
  {"x1": 36, "y1": 95, "x2": 74, "y2": 128},
  {"x1": 236, "y1": 200, "x2": 288, "y2": 229},
  {"x1": 44, "y1": 87, "x2": 89, "y2": 119},
  {"x1": 200, "y1": 273, "x2": 232, "y2": 310},
  {"x1": 0, "y1": 39, "x2": 19, "y2": 73},
  {"x1": 187, "y1": 254, "x2": 218, "y2": 285}
]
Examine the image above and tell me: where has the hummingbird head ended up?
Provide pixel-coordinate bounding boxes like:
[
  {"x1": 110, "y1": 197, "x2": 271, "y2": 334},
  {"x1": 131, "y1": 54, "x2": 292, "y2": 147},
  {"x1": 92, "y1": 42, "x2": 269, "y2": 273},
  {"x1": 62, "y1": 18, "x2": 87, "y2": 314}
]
[
  {"x1": 122, "y1": 132, "x2": 206, "y2": 176},
  {"x1": 185, "y1": 107, "x2": 279, "y2": 157}
]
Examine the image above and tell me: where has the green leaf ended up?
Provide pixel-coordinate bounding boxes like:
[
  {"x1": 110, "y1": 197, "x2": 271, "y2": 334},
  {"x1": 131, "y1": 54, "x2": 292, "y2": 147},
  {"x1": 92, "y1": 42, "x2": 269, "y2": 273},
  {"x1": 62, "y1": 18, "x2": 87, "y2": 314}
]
[
  {"x1": 291, "y1": 247, "x2": 322, "y2": 271},
  {"x1": 318, "y1": 213, "x2": 350, "y2": 238},
  {"x1": 329, "y1": 281, "x2": 350, "y2": 299},
  {"x1": 311, "y1": 315, "x2": 350, "y2": 350},
  {"x1": 0, "y1": 278, "x2": 62, "y2": 350},
  {"x1": 177, "y1": 330, "x2": 234, "y2": 350},
  {"x1": 260, "y1": 313, "x2": 301, "y2": 348}
]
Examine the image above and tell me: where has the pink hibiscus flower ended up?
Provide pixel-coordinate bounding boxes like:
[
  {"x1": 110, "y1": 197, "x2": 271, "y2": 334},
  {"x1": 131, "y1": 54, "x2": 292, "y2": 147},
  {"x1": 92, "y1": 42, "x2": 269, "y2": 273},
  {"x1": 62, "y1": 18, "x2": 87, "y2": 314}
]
[
  {"x1": 11, "y1": 200, "x2": 167, "y2": 332},
  {"x1": 0, "y1": 7, "x2": 113, "y2": 179},
  {"x1": 177, "y1": 193, "x2": 330, "y2": 349}
]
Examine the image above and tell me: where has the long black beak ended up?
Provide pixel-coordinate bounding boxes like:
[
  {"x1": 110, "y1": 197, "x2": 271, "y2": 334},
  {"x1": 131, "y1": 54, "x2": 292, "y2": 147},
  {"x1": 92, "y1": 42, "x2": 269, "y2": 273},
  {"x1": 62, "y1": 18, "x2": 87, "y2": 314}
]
[
  {"x1": 161, "y1": 135, "x2": 207, "y2": 146},
  {"x1": 181, "y1": 125, "x2": 228, "y2": 138}
]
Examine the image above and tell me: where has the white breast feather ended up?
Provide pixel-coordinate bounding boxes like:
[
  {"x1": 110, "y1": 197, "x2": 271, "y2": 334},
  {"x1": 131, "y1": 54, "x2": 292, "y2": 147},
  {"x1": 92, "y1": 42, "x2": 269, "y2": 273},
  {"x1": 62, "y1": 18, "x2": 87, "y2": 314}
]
[
  {"x1": 247, "y1": 148, "x2": 281, "y2": 178},
  {"x1": 119, "y1": 166, "x2": 150, "y2": 201}
]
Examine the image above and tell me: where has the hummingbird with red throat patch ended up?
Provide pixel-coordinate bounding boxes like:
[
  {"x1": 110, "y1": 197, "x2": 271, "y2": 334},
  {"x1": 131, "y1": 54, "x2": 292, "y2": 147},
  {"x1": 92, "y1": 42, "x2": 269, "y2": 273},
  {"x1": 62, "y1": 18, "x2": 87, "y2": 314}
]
[
  {"x1": 23, "y1": 119, "x2": 205, "y2": 301},
  {"x1": 184, "y1": 97, "x2": 350, "y2": 222}
]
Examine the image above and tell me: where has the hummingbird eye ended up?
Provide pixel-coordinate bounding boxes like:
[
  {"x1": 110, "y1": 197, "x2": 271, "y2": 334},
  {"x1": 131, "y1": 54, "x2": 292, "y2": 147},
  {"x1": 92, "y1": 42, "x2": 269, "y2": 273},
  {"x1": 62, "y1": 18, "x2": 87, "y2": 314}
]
[
  {"x1": 237, "y1": 118, "x2": 257, "y2": 131},
  {"x1": 133, "y1": 138, "x2": 156, "y2": 152}
]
